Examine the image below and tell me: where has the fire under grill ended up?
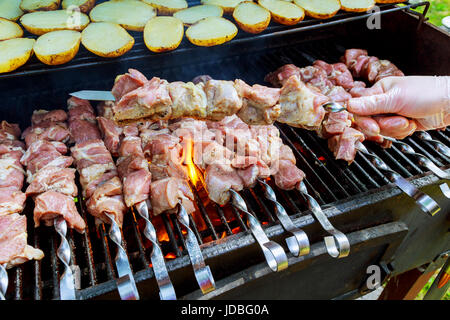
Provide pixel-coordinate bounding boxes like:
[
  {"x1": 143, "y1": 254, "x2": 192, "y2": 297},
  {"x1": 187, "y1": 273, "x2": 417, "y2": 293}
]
[{"x1": 1, "y1": 4, "x2": 449, "y2": 300}]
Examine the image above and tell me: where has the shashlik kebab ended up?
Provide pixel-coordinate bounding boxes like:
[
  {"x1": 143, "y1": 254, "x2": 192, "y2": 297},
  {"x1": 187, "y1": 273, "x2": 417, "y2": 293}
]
[
  {"x1": 20, "y1": 110, "x2": 86, "y2": 233},
  {"x1": 16, "y1": 109, "x2": 86, "y2": 300},
  {"x1": 96, "y1": 103, "x2": 177, "y2": 300},
  {"x1": 107, "y1": 50, "x2": 405, "y2": 164},
  {"x1": 0, "y1": 121, "x2": 44, "y2": 274},
  {"x1": 67, "y1": 97, "x2": 139, "y2": 300}
]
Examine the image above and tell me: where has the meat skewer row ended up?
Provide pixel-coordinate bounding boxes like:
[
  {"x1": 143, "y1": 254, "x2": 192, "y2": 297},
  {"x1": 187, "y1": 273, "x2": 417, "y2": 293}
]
[
  {"x1": 140, "y1": 116, "x2": 289, "y2": 273},
  {"x1": 174, "y1": 114, "x2": 349, "y2": 259},
  {"x1": 20, "y1": 110, "x2": 86, "y2": 300},
  {"x1": 132, "y1": 115, "x2": 217, "y2": 295},
  {"x1": 265, "y1": 59, "x2": 440, "y2": 216},
  {"x1": 67, "y1": 97, "x2": 139, "y2": 300},
  {"x1": 0, "y1": 121, "x2": 44, "y2": 299},
  {"x1": 96, "y1": 104, "x2": 176, "y2": 300}
]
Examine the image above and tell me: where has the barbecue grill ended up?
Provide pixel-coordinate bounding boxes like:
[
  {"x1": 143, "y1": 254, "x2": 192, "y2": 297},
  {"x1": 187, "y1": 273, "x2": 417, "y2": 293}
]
[{"x1": 1, "y1": 1, "x2": 449, "y2": 300}]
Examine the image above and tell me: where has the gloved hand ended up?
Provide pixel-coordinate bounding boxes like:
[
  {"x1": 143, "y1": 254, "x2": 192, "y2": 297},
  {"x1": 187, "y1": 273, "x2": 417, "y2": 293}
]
[{"x1": 348, "y1": 76, "x2": 450, "y2": 139}]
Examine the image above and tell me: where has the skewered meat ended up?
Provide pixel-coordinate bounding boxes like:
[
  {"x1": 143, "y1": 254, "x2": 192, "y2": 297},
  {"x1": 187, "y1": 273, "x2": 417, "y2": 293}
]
[
  {"x1": 21, "y1": 109, "x2": 86, "y2": 234},
  {"x1": 71, "y1": 139, "x2": 115, "y2": 170},
  {"x1": 0, "y1": 189, "x2": 27, "y2": 216},
  {"x1": 111, "y1": 68, "x2": 148, "y2": 102},
  {"x1": 341, "y1": 49, "x2": 404, "y2": 83},
  {"x1": 85, "y1": 176, "x2": 126, "y2": 226},
  {"x1": 31, "y1": 109, "x2": 68, "y2": 126},
  {"x1": 234, "y1": 79, "x2": 281, "y2": 125},
  {"x1": 149, "y1": 177, "x2": 194, "y2": 215},
  {"x1": 278, "y1": 75, "x2": 328, "y2": 130},
  {"x1": 22, "y1": 123, "x2": 71, "y2": 148},
  {"x1": 97, "y1": 116, "x2": 122, "y2": 156},
  {"x1": 0, "y1": 121, "x2": 21, "y2": 141},
  {"x1": 0, "y1": 121, "x2": 45, "y2": 268},
  {"x1": 68, "y1": 98, "x2": 127, "y2": 226},
  {"x1": 0, "y1": 213, "x2": 44, "y2": 269},
  {"x1": 34, "y1": 191, "x2": 86, "y2": 233},
  {"x1": 26, "y1": 166, "x2": 78, "y2": 197},
  {"x1": 328, "y1": 127, "x2": 365, "y2": 163}
]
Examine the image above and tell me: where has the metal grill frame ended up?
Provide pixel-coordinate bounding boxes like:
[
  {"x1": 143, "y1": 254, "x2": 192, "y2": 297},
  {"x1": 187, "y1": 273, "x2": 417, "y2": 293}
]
[{"x1": 2, "y1": 6, "x2": 450, "y2": 300}]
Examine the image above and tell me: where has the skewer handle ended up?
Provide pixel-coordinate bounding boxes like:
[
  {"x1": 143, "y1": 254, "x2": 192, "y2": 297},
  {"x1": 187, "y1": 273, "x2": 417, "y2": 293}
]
[
  {"x1": 177, "y1": 204, "x2": 215, "y2": 295},
  {"x1": 258, "y1": 179, "x2": 310, "y2": 257},
  {"x1": 135, "y1": 201, "x2": 176, "y2": 300},
  {"x1": 104, "y1": 213, "x2": 140, "y2": 300},
  {"x1": 297, "y1": 181, "x2": 350, "y2": 258},
  {"x1": 54, "y1": 217, "x2": 76, "y2": 300},
  {"x1": 386, "y1": 137, "x2": 450, "y2": 199},
  {"x1": 230, "y1": 190, "x2": 288, "y2": 272},
  {"x1": 416, "y1": 132, "x2": 450, "y2": 158},
  {"x1": 356, "y1": 142, "x2": 440, "y2": 216},
  {"x1": 0, "y1": 264, "x2": 7, "y2": 300}
]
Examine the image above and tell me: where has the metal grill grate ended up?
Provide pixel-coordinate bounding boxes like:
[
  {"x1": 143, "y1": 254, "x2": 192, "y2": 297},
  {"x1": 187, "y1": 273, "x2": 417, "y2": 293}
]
[{"x1": 3, "y1": 25, "x2": 449, "y2": 300}]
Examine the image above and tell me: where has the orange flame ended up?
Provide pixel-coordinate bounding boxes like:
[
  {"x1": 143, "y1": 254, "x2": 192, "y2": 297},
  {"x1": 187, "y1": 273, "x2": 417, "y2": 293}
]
[
  {"x1": 165, "y1": 253, "x2": 176, "y2": 259},
  {"x1": 183, "y1": 139, "x2": 200, "y2": 187}
]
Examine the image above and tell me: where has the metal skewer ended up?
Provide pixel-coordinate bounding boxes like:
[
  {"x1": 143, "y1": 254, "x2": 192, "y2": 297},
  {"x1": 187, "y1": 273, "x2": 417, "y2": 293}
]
[
  {"x1": 416, "y1": 131, "x2": 450, "y2": 158},
  {"x1": 176, "y1": 203, "x2": 216, "y2": 295},
  {"x1": 383, "y1": 136, "x2": 450, "y2": 199},
  {"x1": 135, "y1": 201, "x2": 176, "y2": 300},
  {"x1": 297, "y1": 181, "x2": 350, "y2": 258},
  {"x1": 54, "y1": 217, "x2": 76, "y2": 300},
  {"x1": 322, "y1": 102, "x2": 347, "y2": 113},
  {"x1": 230, "y1": 189, "x2": 289, "y2": 272},
  {"x1": 258, "y1": 179, "x2": 310, "y2": 257},
  {"x1": 104, "y1": 213, "x2": 140, "y2": 300},
  {"x1": 0, "y1": 264, "x2": 7, "y2": 300},
  {"x1": 355, "y1": 142, "x2": 440, "y2": 216}
]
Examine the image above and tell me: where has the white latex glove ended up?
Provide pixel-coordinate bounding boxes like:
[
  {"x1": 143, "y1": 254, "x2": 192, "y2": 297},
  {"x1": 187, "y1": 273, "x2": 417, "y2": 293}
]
[{"x1": 348, "y1": 76, "x2": 450, "y2": 139}]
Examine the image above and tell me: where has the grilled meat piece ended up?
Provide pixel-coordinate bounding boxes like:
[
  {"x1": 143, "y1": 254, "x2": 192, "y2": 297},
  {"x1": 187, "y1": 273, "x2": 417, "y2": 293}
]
[
  {"x1": 0, "y1": 213, "x2": 44, "y2": 269},
  {"x1": 34, "y1": 191, "x2": 86, "y2": 233},
  {"x1": 26, "y1": 166, "x2": 78, "y2": 197},
  {"x1": 111, "y1": 69, "x2": 148, "y2": 102},
  {"x1": 0, "y1": 189, "x2": 26, "y2": 216},
  {"x1": 85, "y1": 176, "x2": 126, "y2": 227},
  {"x1": 328, "y1": 127, "x2": 365, "y2": 164},
  {"x1": 278, "y1": 76, "x2": 329, "y2": 130}
]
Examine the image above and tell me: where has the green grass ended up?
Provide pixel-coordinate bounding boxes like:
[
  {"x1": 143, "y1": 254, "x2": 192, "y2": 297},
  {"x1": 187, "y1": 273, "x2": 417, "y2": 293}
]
[
  {"x1": 410, "y1": 0, "x2": 450, "y2": 26},
  {"x1": 415, "y1": 269, "x2": 450, "y2": 300}
]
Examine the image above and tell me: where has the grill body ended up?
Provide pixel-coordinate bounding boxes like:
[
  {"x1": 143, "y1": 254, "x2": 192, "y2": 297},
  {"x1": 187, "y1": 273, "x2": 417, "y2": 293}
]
[{"x1": 1, "y1": 6, "x2": 449, "y2": 300}]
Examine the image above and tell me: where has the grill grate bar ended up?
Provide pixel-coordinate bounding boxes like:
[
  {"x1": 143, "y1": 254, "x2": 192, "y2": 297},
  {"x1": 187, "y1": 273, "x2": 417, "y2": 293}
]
[
  {"x1": 406, "y1": 137, "x2": 445, "y2": 167},
  {"x1": 78, "y1": 208, "x2": 98, "y2": 287},
  {"x1": 247, "y1": 189, "x2": 277, "y2": 224},
  {"x1": 33, "y1": 231, "x2": 42, "y2": 300},
  {"x1": 374, "y1": 145, "x2": 421, "y2": 177},
  {"x1": 355, "y1": 152, "x2": 391, "y2": 185},
  {"x1": 49, "y1": 233, "x2": 60, "y2": 299},
  {"x1": 303, "y1": 130, "x2": 365, "y2": 195},
  {"x1": 215, "y1": 205, "x2": 234, "y2": 236},
  {"x1": 98, "y1": 225, "x2": 116, "y2": 281},
  {"x1": 190, "y1": 184, "x2": 219, "y2": 241},
  {"x1": 161, "y1": 213, "x2": 183, "y2": 257},
  {"x1": 129, "y1": 209, "x2": 150, "y2": 268}
]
